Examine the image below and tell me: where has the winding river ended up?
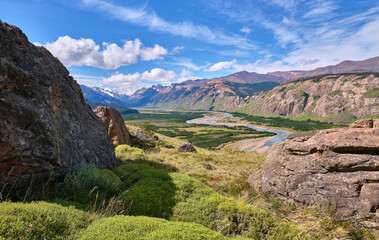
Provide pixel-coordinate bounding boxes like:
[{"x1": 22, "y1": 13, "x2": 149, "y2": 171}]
[{"x1": 186, "y1": 112, "x2": 292, "y2": 151}]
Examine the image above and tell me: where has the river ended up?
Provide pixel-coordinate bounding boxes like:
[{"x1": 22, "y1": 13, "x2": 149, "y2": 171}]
[{"x1": 186, "y1": 112, "x2": 291, "y2": 151}]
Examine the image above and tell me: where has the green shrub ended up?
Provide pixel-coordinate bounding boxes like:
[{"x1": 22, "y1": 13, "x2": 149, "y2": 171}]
[
  {"x1": 116, "y1": 165, "x2": 177, "y2": 218},
  {"x1": 114, "y1": 164, "x2": 300, "y2": 239},
  {"x1": 116, "y1": 144, "x2": 148, "y2": 163},
  {"x1": 78, "y1": 215, "x2": 226, "y2": 240},
  {"x1": 0, "y1": 201, "x2": 90, "y2": 239},
  {"x1": 60, "y1": 165, "x2": 121, "y2": 204}
]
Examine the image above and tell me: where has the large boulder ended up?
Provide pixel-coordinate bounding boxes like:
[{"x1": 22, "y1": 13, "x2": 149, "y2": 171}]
[
  {"x1": 93, "y1": 106, "x2": 132, "y2": 147},
  {"x1": 0, "y1": 21, "x2": 115, "y2": 194},
  {"x1": 249, "y1": 127, "x2": 379, "y2": 220},
  {"x1": 178, "y1": 142, "x2": 197, "y2": 153},
  {"x1": 349, "y1": 119, "x2": 379, "y2": 128}
]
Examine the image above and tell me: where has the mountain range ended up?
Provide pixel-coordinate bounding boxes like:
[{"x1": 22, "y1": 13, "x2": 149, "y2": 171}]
[{"x1": 80, "y1": 56, "x2": 379, "y2": 122}]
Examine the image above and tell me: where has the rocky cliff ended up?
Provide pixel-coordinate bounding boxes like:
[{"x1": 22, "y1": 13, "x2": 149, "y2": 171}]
[
  {"x1": 249, "y1": 122, "x2": 379, "y2": 220},
  {"x1": 0, "y1": 21, "x2": 115, "y2": 194},
  {"x1": 93, "y1": 106, "x2": 132, "y2": 147},
  {"x1": 237, "y1": 73, "x2": 379, "y2": 123}
]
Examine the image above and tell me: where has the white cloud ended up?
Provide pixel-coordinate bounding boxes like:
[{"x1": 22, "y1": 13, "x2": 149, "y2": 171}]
[
  {"x1": 177, "y1": 69, "x2": 201, "y2": 82},
  {"x1": 303, "y1": 1, "x2": 337, "y2": 19},
  {"x1": 170, "y1": 57, "x2": 208, "y2": 71},
  {"x1": 170, "y1": 46, "x2": 184, "y2": 54},
  {"x1": 43, "y1": 36, "x2": 168, "y2": 69},
  {"x1": 281, "y1": 16, "x2": 297, "y2": 25},
  {"x1": 140, "y1": 44, "x2": 168, "y2": 60},
  {"x1": 141, "y1": 68, "x2": 176, "y2": 83},
  {"x1": 180, "y1": 69, "x2": 192, "y2": 77},
  {"x1": 205, "y1": 59, "x2": 237, "y2": 72},
  {"x1": 240, "y1": 27, "x2": 251, "y2": 34},
  {"x1": 233, "y1": 60, "x2": 285, "y2": 73},
  {"x1": 101, "y1": 72, "x2": 142, "y2": 94},
  {"x1": 80, "y1": 0, "x2": 255, "y2": 49}
]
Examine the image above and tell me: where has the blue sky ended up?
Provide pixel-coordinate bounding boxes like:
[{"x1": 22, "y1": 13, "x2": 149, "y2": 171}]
[{"x1": 1, "y1": 0, "x2": 379, "y2": 94}]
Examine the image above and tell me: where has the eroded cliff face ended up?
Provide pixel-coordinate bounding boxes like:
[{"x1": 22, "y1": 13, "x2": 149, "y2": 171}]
[
  {"x1": 249, "y1": 122, "x2": 379, "y2": 220},
  {"x1": 237, "y1": 73, "x2": 379, "y2": 122},
  {"x1": 0, "y1": 21, "x2": 115, "y2": 194}
]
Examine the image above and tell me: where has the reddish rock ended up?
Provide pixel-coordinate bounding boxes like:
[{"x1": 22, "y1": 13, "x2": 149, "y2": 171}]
[
  {"x1": 0, "y1": 21, "x2": 115, "y2": 195},
  {"x1": 93, "y1": 106, "x2": 132, "y2": 147},
  {"x1": 249, "y1": 128, "x2": 379, "y2": 220},
  {"x1": 350, "y1": 119, "x2": 379, "y2": 128}
]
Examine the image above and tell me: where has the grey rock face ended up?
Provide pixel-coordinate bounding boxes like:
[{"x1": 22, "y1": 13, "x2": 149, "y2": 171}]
[
  {"x1": 177, "y1": 142, "x2": 197, "y2": 153},
  {"x1": 249, "y1": 128, "x2": 379, "y2": 220},
  {"x1": 0, "y1": 21, "x2": 115, "y2": 194}
]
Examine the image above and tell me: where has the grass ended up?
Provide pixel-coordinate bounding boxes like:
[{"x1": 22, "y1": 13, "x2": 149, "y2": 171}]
[
  {"x1": 363, "y1": 88, "x2": 379, "y2": 98},
  {"x1": 113, "y1": 163, "x2": 301, "y2": 239},
  {"x1": 231, "y1": 112, "x2": 344, "y2": 131}
]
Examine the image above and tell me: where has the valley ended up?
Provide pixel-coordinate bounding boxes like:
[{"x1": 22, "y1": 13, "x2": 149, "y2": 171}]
[{"x1": 1, "y1": 18, "x2": 378, "y2": 240}]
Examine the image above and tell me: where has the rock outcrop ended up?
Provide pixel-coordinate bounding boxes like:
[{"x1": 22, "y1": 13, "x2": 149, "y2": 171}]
[
  {"x1": 178, "y1": 142, "x2": 197, "y2": 153},
  {"x1": 0, "y1": 21, "x2": 115, "y2": 194},
  {"x1": 93, "y1": 106, "x2": 132, "y2": 147},
  {"x1": 350, "y1": 119, "x2": 379, "y2": 128},
  {"x1": 249, "y1": 127, "x2": 379, "y2": 219}
]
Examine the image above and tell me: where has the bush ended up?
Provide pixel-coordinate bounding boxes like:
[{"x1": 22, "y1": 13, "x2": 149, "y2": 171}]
[
  {"x1": 116, "y1": 144, "x2": 148, "y2": 163},
  {"x1": 114, "y1": 164, "x2": 300, "y2": 239},
  {"x1": 117, "y1": 165, "x2": 177, "y2": 218},
  {"x1": 60, "y1": 165, "x2": 121, "y2": 205},
  {"x1": 78, "y1": 215, "x2": 226, "y2": 240},
  {"x1": 0, "y1": 201, "x2": 90, "y2": 239}
]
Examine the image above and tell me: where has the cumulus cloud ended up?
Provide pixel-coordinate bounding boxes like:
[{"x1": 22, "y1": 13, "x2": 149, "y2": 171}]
[
  {"x1": 142, "y1": 68, "x2": 176, "y2": 83},
  {"x1": 140, "y1": 44, "x2": 168, "y2": 60},
  {"x1": 101, "y1": 72, "x2": 142, "y2": 93},
  {"x1": 205, "y1": 59, "x2": 237, "y2": 72},
  {"x1": 43, "y1": 36, "x2": 168, "y2": 69}
]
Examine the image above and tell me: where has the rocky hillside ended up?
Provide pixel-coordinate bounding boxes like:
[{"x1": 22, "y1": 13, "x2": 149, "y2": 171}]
[
  {"x1": 236, "y1": 73, "x2": 379, "y2": 123},
  {"x1": 0, "y1": 20, "x2": 115, "y2": 194},
  {"x1": 143, "y1": 72, "x2": 281, "y2": 110},
  {"x1": 269, "y1": 56, "x2": 379, "y2": 80}
]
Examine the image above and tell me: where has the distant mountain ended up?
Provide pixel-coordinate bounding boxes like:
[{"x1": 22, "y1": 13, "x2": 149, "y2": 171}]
[
  {"x1": 80, "y1": 85, "x2": 129, "y2": 106},
  {"x1": 80, "y1": 85, "x2": 138, "y2": 114},
  {"x1": 79, "y1": 56, "x2": 379, "y2": 117},
  {"x1": 269, "y1": 56, "x2": 379, "y2": 80},
  {"x1": 124, "y1": 85, "x2": 166, "y2": 107},
  {"x1": 235, "y1": 72, "x2": 379, "y2": 123},
  {"x1": 142, "y1": 71, "x2": 284, "y2": 110}
]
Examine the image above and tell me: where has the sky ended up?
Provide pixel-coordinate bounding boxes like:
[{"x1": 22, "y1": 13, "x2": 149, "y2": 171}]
[{"x1": 1, "y1": 0, "x2": 379, "y2": 94}]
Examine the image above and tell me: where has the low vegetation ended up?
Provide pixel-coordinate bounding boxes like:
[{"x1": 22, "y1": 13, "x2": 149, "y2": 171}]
[
  {"x1": 1, "y1": 111, "x2": 375, "y2": 239},
  {"x1": 123, "y1": 111, "x2": 275, "y2": 150},
  {"x1": 78, "y1": 215, "x2": 227, "y2": 240},
  {"x1": 231, "y1": 112, "x2": 344, "y2": 131}
]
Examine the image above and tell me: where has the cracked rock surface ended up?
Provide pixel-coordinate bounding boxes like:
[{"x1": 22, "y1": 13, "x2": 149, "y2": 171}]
[
  {"x1": 0, "y1": 21, "x2": 115, "y2": 194},
  {"x1": 249, "y1": 126, "x2": 379, "y2": 220}
]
